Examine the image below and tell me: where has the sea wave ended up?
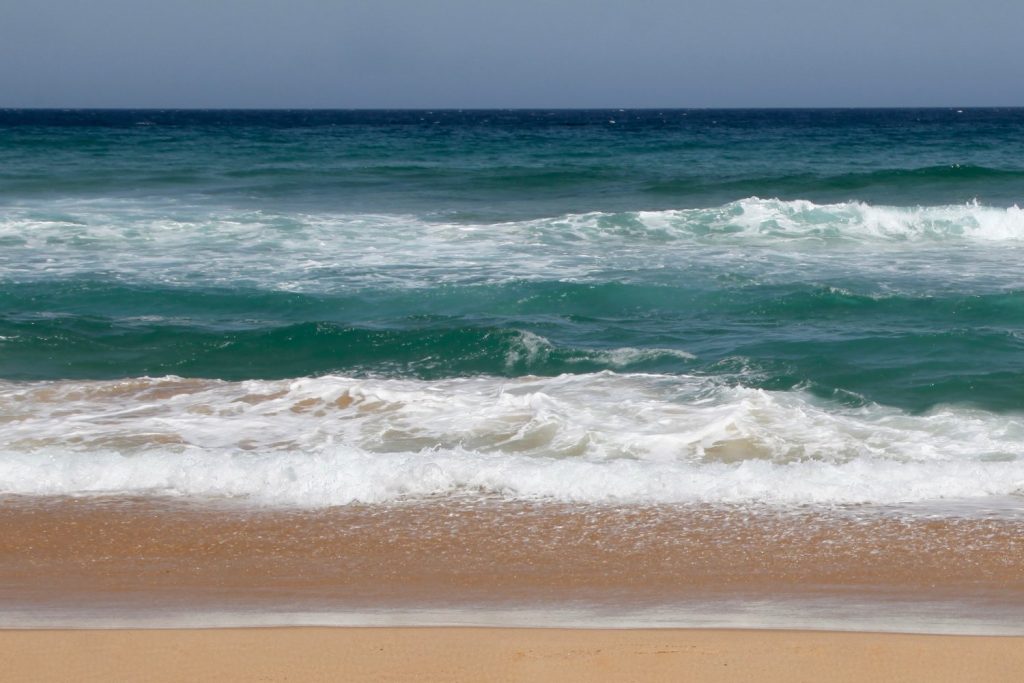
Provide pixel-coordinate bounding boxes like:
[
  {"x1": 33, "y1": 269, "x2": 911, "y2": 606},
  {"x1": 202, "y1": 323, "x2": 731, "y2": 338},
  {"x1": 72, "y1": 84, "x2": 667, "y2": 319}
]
[
  {"x1": 1, "y1": 373, "x2": 1022, "y2": 506},
  {"x1": 0, "y1": 322, "x2": 699, "y2": 380},
  {"x1": 3, "y1": 197, "x2": 1024, "y2": 292},
  {"x1": 5, "y1": 197, "x2": 1024, "y2": 248},
  {"x1": 589, "y1": 197, "x2": 1024, "y2": 243}
]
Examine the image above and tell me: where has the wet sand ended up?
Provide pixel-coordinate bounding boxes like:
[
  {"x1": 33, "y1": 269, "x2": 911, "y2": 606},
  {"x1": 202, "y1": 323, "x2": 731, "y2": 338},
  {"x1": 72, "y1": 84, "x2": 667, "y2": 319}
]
[
  {"x1": 2, "y1": 627, "x2": 1024, "y2": 682},
  {"x1": 1, "y1": 497, "x2": 1023, "y2": 624}
]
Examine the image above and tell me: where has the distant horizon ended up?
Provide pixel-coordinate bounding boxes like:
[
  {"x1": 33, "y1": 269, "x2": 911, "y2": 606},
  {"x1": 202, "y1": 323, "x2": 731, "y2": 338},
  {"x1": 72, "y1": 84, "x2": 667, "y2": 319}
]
[{"x1": 3, "y1": 105, "x2": 1023, "y2": 111}]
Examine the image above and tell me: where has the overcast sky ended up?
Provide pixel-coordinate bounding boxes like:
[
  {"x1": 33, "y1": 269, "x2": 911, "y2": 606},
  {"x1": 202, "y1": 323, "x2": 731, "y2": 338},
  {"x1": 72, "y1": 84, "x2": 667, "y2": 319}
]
[{"x1": 1, "y1": 0, "x2": 1021, "y2": 108}]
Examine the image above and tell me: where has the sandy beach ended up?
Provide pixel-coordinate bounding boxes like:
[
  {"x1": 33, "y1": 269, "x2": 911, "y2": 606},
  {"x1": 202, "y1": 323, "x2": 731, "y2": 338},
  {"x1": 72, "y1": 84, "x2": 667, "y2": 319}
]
[
  {"x1": 4, "y1": 498, "x2": 1022, "y2": 679},
  {"x1": 1, "y1": 627, "x2": 1021, "y2": 682}
]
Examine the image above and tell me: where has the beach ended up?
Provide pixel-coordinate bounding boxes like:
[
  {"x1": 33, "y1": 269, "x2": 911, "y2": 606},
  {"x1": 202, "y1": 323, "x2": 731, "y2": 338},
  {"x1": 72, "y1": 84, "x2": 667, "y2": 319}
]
[
  {"x1": 3, "y1": 627, "x2": 1024, "y2": 682},
  {"x1": 3, "y1": 109, "x2": 1024, "y2": 676},
  {"x1": 4, "y1": 496, "x2": 1022, "y2": 679}
]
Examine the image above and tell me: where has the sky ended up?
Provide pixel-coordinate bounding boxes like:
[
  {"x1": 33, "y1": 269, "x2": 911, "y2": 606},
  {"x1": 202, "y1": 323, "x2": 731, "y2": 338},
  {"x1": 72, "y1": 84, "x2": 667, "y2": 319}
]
[{"x1": 1, "y1": 0, "x2": 1021, "y2": 108}]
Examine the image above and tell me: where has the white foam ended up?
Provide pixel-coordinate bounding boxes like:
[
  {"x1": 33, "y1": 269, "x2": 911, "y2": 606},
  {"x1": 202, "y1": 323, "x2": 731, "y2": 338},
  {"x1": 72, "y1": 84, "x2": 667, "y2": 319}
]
[
  {"x1": 720, "y1": 197, "x2": 1024, "y2": 242},
  {"x1": 503, "y1": 333, "x2": 694, "y2": 369},
  {"x1": 503, "y1": 330, "x2": 553, "y2": 368},
  {"x1": 1, "y1": 373, "x2": 1022, "y2": 507},
  {"x1": 586, "y1": 347, "x2": 697, "y2": 366},
  {"x1": 546, "y1": 198, "x2": 1024, "y2": 243},
  {"x1": 4, "y1": 198, "x2": 1024, "y2": 293}
]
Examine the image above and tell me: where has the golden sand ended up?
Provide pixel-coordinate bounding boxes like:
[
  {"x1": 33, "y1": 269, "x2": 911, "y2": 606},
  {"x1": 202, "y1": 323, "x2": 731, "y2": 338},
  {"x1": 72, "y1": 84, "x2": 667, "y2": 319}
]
[{"x1": 2, "y1": 627, "x2": 1023, "y2": 682}]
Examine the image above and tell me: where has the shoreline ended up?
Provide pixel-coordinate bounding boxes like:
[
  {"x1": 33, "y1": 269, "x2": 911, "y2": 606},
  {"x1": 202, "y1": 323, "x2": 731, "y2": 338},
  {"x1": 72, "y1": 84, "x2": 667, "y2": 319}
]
[
  {"x1": 4, "y1": 598, "x2": 1024, "y2": 636},
  {"x1": 3, "y1": 626, "x2": 1023, "y2": 682},
  {"x1": 4, "y1": 497, "x2": 1024, "y2": 637}
]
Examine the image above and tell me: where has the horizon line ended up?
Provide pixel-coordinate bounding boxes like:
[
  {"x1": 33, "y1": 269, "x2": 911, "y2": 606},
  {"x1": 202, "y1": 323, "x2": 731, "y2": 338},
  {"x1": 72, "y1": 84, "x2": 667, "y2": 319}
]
[{"x1": 3, "y1": 105, "x2": 1024, "y2": 112}]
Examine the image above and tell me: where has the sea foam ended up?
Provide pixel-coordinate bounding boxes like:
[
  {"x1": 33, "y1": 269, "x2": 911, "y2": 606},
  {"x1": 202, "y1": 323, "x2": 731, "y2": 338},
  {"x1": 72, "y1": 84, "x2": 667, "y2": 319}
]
[
  {"x1": 4, "y1": 198, "x2": 1024, "y2": 294},
  {"x1": 1, "y1": 373, "x2": 1022, "y2": 507}
]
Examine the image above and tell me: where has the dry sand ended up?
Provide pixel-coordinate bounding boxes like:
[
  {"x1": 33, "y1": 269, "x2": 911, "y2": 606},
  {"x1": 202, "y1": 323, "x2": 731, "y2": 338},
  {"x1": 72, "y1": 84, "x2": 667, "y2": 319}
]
[{"x1": 2, "y1": 627, "x2": 1023, "y2": 682}]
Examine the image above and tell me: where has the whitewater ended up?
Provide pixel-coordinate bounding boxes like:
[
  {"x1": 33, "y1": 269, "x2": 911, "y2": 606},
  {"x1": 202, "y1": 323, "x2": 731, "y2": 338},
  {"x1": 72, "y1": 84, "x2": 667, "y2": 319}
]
[{"x1": 0, "y1": 371, "x2": 1021, "y2": 508}]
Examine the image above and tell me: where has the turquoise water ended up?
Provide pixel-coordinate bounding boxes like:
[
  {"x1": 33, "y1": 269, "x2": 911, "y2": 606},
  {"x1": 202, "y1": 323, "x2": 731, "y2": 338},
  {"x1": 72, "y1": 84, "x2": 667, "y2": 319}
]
[{"x1": 2, "y1": 109, "x2": 1024, "y2": 507}]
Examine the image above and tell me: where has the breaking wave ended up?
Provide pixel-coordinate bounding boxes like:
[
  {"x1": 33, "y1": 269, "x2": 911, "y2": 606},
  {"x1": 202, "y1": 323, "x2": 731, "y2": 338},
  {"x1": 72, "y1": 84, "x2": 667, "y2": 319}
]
[{"x1": 2, "y1": 373, "x2": 1022, "y2": 507}]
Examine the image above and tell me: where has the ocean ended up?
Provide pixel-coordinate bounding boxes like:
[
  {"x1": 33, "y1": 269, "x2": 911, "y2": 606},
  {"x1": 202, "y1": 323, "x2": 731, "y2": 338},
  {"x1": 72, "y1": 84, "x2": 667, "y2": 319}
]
[{"x1": 2, "y1": 109, "x2": 1023, "y2": 629}]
